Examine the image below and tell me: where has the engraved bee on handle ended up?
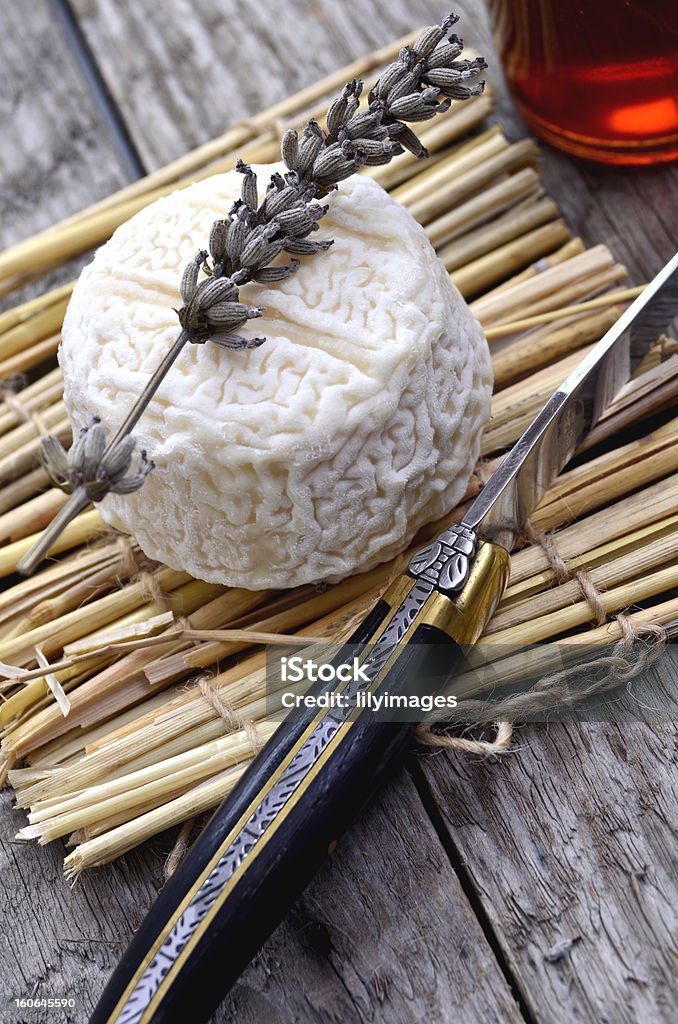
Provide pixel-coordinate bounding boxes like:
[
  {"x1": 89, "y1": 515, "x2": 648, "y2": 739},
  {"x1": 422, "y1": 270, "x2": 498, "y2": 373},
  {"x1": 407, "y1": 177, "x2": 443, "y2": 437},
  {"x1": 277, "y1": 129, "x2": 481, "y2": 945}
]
[{"x1": 408, "y1": 525, "x2": 477, "y2": 595}]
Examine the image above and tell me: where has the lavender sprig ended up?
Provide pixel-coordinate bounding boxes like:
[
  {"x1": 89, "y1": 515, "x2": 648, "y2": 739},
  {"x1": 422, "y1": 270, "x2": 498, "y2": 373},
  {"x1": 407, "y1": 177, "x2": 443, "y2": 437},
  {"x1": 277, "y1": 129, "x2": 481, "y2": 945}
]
[{"x1": 19, "y1": 12, "x2": 485, "y2": 575}]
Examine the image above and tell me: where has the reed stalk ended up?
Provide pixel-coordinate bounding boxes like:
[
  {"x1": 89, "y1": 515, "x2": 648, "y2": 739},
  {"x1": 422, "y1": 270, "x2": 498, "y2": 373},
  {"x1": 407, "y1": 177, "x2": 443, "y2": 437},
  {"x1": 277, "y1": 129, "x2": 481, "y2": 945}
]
[
  {"x1": 489, "y1": 513, "x2": 678, "y2": 634},
  {"x1": 470, "y1": 244, "x2": 621, "y2": 324},
  {"x1": 443, "y1": 597, "x2": 678, "y2": 710},
  {"x1": 407, "y1": 139, "x2": 539, "y2": 226},
  {"x1": 0, "y1": 300, "x2": 70, "y2": 362},
  {"x1": 0, "y1": 467, "x2": 51, "y2": 516},
  {"x1": 439, "y1": 195, "x2": 559, "y2": 272},
  {"x1": 0, "y1": 508, "x2": 104, "y2": 579},
  {"x1": 0, "y1": 489, "x2": 67, "y2": 545},
  {"x1": 0, "y1": 283, "x2": 73, "y2": 336},
  {"x1": 453, "y1": 220, "x2": 571, "y2": 297},
  {"x1": 0, "y1": 333, "x2": 61, "y2": 381},
  {"x1": 533, "y1": 415, "x2": 678, "y2": 531},
  {"x1": 491, "y1": 307, "x2": 620, "y2": 388},
  {"x1": 0, "y1": 369, "x2": 64, "y2": 434},
  {"x1": 426, "y1": 167, "x2": 540, "y2": 249},
  {"x1": 485, "y1": 285, "x2": 645, "y2": 338}
]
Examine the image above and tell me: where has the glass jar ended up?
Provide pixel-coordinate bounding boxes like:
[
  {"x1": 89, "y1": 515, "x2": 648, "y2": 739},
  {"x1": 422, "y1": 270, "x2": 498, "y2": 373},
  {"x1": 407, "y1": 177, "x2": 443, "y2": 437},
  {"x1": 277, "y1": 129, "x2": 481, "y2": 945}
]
[{"x1": 489, "y1": 0, "x2": 678, "y2": 164}]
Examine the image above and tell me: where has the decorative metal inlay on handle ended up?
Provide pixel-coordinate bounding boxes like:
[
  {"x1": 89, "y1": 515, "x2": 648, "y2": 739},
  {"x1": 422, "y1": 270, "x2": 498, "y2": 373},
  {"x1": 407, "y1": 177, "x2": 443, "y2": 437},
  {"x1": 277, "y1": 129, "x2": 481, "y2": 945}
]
[
  {"x1": 116, "y1": 575, "x2": 440, "y2": 1024},
  {"x1": 408, "y1": 524, "x2": 477, "y2": 594}
]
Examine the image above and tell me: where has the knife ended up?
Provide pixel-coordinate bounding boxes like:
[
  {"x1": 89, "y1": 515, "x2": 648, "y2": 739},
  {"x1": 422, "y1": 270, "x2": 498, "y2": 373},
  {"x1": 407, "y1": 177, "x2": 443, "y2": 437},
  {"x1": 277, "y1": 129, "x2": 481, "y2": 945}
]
[{"x1": 91, "y1": 251, "x2": 678, "y2": 1024}]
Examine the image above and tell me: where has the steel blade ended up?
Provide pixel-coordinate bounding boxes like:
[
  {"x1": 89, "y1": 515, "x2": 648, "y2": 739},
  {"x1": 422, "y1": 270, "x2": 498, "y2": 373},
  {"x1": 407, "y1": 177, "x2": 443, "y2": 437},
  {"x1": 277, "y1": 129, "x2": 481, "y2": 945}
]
[{"x1": 463, "y1": 250, "x2": 678, "y2": 550}]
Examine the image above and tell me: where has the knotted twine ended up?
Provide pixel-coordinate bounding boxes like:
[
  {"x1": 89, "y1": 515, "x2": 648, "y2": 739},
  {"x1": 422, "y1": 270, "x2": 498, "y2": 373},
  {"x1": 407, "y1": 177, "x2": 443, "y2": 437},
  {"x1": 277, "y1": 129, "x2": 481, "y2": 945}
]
[
  {"x1": 113, "y1": 535, "x2": 188, "y2": 629},
  {"x1": 415, "y1": 506, "x2": 667, "y2": 755}
]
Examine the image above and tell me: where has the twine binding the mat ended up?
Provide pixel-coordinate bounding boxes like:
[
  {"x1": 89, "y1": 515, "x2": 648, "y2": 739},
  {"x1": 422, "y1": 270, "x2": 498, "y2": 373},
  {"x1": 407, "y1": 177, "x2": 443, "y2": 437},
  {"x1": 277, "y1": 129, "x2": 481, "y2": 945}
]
[
  {"x1": 523, "y1": 521, "x2": 606, "y2": 625},
  {"x1": 164, "y1": 674, "x2": 266, "y2": 875},
  {"x1": 115, "y1": 534, "x2": 143, "y2": 581},
  {"x1": 165, "y1": 818, "x2": 196, "y2": 879},
  {"x1": 138, "y1": 571, "x2": 172, "y2": 613},
  {"x1": 197, "y1": 673, "x2": 265, "y2": 757},
  {"x1": 415, "y1": 514, "x2": 667, "y2": 755}
]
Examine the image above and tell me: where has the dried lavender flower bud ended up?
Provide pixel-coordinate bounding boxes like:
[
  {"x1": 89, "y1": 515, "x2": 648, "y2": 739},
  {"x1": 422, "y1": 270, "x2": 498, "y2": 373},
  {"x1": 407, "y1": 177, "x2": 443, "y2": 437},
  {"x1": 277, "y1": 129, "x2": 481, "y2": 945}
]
[
  {"x1": 386, "y1": 121, "x2": 428, "y2": 158},
  {"x1": 424, "y1": 60, "x2": 487, "y2": 91},
  {"x1": 253, "y1": 260, "x2": 300, "y2": 283},
  {"x1": 326, "y1": 83, "x2": 352, "y2": 136},
  {"x1": 388, "y1": 89, "x2": 441, "y2": 121},
  {"x1": 107, "y1": 458, "x2": 155, "y2": 495},
  {"x1": 208, "y1": 330, "x2": 266, "y2": 351},
  {"x1": 100, "y1": 432, "x2": 136, "y2": 479},
  {"x1": 398, "y1": 44, "x2": 419, "y2": 71},
  {"x1": 373, "y1": 58, "x2": 409, "y2": 101},
  {"x1": 236, "y1": 159, "x2": 258, "y2": 210},
  {"x1": 342, "y1": 138, "x2": 403, "y2": 166},
  {"x1": 282, "y1": 236, "x2": 334, "y2": 255},
  {"x1": 326, "y1": 81, "x2": 363, "y2": 137},
  {"x1": 424, "y1": 38, "x2": 464, "y2": 69},
  {"x1": 296, "y1": 121, "x2": 325, "y2": 178},
  {"x1": 40, "y1": 433, "x2": 69, "y2": 488},
  {"x1": 413, "y1": 14, "x2": 459, "y2": 58},
  {"x1": 381, "y1": 69, "x2": 421, "y2": 105},
  {"x1": 239, "y1": 227, "x2": 284, "y2": 269},
  {"x1": 263, "y1": 183, "x2": 302, "y2": 219},
  {"x1": 342, "y1": 108, "x2": 388, "y2": 142},
  {"x1": 41, "y1": 419, "x2": 153, "y2": 502},
  {"x1": 196, "y1": 277, "x2": 240, "y2": 309},
  {"x1": 276, "y1": 200, "x2": 326, "y2": 233},
  {"x1": 311, "y1": 148, "x2": 356, "y2": 185},
  {"x1": 204, "y1": 301, "x2": 264, "y2": 330},
  {"x1": 208, "y1": 219, "x2": 229, "y2": 266},
  {"x1": 442, "y1": 80, "x2": 486, "y2": 100},
  {"x1": 225, "y1": 215, "x2": 250, "y2": 262},
  {"x1": 180, "y1": 251, "x2": 207, "y2": 305},
  {"x1": 280, "y1": 130, "x2": 299, "y2": 171}
]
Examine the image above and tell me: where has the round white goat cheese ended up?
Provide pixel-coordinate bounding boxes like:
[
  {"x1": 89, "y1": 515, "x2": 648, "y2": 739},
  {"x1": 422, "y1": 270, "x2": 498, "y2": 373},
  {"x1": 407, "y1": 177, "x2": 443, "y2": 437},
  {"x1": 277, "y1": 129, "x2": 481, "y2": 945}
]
[{"x1": 60, "y1": 164, "x2": 492, "y2": 589}]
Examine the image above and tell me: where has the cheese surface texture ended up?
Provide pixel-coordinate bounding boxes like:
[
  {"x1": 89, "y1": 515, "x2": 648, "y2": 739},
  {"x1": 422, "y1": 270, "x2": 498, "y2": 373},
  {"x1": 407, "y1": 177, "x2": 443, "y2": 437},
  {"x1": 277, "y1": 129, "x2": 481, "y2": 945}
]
[{"x1": 60, "y1": 164, "x2": 492, "y2": 588}]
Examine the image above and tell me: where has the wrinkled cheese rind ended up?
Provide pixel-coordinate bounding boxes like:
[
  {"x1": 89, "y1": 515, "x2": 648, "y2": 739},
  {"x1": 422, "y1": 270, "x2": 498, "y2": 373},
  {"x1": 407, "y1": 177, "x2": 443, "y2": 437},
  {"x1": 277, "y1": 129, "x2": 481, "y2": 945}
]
[{"x1": 60, "y1": 164, "x2": 492, "y2": 588}]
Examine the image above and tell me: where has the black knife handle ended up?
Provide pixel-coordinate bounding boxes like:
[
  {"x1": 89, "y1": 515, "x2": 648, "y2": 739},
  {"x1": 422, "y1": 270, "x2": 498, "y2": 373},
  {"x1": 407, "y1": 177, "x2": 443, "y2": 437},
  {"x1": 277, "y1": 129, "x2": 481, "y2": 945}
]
[{"x1": 91, "y1": 534, "x2": 509, "y2": 1024}]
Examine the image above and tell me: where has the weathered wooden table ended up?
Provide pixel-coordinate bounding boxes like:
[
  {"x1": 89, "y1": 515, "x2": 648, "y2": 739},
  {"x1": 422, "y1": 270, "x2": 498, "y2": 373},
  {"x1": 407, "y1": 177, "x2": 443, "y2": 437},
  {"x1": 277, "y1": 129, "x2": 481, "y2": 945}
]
[{"x1": 1, "y1": 2, "x2": 676, "y2": 1022}]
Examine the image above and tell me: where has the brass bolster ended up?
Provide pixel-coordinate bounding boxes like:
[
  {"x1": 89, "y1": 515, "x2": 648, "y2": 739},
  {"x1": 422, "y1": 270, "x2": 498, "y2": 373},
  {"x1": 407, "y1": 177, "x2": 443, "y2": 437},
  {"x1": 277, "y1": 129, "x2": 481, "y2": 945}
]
[{"x1": 381, "y1": 541, "x2": 511, "y2": 647}]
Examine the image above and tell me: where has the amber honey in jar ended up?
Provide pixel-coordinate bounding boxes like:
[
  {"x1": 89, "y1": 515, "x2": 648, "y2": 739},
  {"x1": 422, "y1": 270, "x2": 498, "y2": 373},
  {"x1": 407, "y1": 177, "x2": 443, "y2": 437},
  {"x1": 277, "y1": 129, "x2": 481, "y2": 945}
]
[{"x1": 489, "y1": 0, "x2": 678, "y2": 164}]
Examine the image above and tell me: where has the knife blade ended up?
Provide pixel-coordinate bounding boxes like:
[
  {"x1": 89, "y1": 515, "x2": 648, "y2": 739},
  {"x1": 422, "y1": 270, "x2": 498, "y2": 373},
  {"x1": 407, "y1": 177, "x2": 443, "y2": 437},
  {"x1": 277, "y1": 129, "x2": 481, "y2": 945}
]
[{"x1": 91, "y1": 250, "x2": 678, "y2": 1024}]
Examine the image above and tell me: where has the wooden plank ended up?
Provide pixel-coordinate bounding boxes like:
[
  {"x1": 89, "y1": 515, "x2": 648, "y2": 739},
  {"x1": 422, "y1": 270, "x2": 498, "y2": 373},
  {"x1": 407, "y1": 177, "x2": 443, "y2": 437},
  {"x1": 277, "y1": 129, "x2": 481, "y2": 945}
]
[
  {"x1": 0, "y1": 1, "x2": 130, "y2": 253},
  {"x1": 0, "y1": 789, "x2": 166, "y2": 1022},
  {"x1": 0, "y1": 0, "x2": 135, "y2": 318},
  {"x1": 417, "y1": 694, "x2": 678, "y2": 1022}
]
